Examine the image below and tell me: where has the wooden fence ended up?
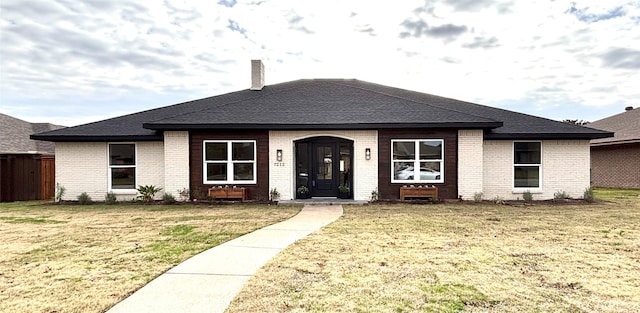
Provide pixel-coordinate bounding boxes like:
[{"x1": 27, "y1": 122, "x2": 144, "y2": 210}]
[{"x1": 0, "y1": 154, "x2": 55, "y2": 202}]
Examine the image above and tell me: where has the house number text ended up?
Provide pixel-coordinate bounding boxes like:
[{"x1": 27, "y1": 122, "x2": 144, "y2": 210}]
[{"x1": 273, "y1": 162, "x2": 286, "y2": 167}]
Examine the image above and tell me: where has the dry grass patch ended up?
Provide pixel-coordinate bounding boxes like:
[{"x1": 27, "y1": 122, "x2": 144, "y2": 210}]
[
  {"x1": 0, "y1": 202, "x2": 300, "y2": 313},
  {"x1": 228, "y1": 197, "x2": 640, "y2": 312}
]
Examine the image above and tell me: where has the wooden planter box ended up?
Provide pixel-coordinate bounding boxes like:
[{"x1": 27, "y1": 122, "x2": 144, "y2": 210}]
[
  {"x1": 400, "y1": 186, "x2": 438, "y2": 201},
  {"x1": 208, "y1": 188, "x2": 246, "y2": 201}
]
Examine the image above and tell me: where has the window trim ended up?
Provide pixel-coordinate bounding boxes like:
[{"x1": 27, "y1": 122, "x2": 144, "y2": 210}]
[
  {"x1": 513, "y1": 141, "x2": 542, "y2": 192},
  {"x1": 391, "y1": 139, "x2": 444, "y2": 184},
  {"x1": 108, "y1": 143, "x2": 137, "y2": 193},
  {"x1": 203, "y1": 140, "x2": 257, "y2": 184}
]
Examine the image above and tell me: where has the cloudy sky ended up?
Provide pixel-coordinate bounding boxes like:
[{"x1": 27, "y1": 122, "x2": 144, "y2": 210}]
[{"x1": 1, "y1": 0, "x2": 639, "y2": 127}]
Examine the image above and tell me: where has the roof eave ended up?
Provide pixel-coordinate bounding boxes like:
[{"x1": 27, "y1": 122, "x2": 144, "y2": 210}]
[
  {"x1": 485, "y1": 131, "x2": 614, "y2": 140},
  {"x1": 29, "y1": 134, "x2": 164, "y2": 142},
  {"x1": 591, "y1": 138, "x2": 640, "y2": 146}
]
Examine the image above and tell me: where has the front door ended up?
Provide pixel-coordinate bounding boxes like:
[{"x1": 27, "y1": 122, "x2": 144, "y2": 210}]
[
  {"x1": 295, "y1": 137, "x2": 353, "y2": 198},
  {"x1": 313, "y1": 143, "x2": 336, "y2": 197}
]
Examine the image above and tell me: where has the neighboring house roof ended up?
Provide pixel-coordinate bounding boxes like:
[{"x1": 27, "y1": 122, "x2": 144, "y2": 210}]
[
  {"x1": 589, "y1": 107, "x2": 640, "y2": 146},
  {"x1": 31, "y1": 79, "x2": 612, "y2": 142},
  {"x1": 1, "y1": 113, "x2": 65, "y2": 154}
]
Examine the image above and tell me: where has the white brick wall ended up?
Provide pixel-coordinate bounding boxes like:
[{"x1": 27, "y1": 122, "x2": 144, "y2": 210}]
[
  {"x1": 163, "y1": 131, "x2": 190, "y2": 199},
  {"x1": 269, "y1": 130, "x2": 378, "y2": 201},
  {"x1": 56, "y1": 142, "x2": 108, "y2": 201},
  {"x1": 55, "y1": 141, "x2": 165, "y2": 201},
  {"x1": 482, "y1": 140, "x2": 591, "y2": 200},
  {"x1": 137, "y1": 141, "x2": 165, "y2": 200},
  {"x1": 542, "y1": 140, "x2": 590, "y2": 199},
  {"x1": 458, "y1": 129, "x2": 483, "y2": 200}
]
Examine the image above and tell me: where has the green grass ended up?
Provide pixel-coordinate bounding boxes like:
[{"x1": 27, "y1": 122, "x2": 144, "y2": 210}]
[
  {"x1": 593, "y1": 187, "x2": 640, "y2": 201},
  {"x1": 0, "y1": 216, "x2": 67, "y2": 224}
]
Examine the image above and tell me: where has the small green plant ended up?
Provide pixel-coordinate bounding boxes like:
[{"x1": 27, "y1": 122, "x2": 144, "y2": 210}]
[
  {"x1": 339, "y1": 185, "x2": 350, "y2": 193},
  {"x1": 177, "y1": 188, "x2": 190, "y2": 202},
  {"x1": 492, "y1": 196, "x2": 505, "y2": 205},
  {"x1": 554, "y1": 190, "x2": 570, "y2": 200},
  {"x1": 269, "y1": 188, "x2": 280, "y2": 202},
  {"x1": 105, "y1": 192, "x2": 117, "y2": 204},
  {"x1": 473, "y1": 192, "x2": 484, "y2": 202},
  {"x1": 162, "y1": 193, "x2": 176, "y2": 204},
  {"x1": 522, "y1": 190, "x2": 533, "y2": 202},
  {"x1": 77, "y1": 192, "x2": 92, "y2": 204},
  {"x1": 370, "y1": 188, "x2": 380, "y2": 202},
  {"x1": 55, "y1": 183, "x2": 66, "y2": 202},
  {"x1": 297, "y1": 185, "x2": 309, "y2": 194},
  {"x1": 583, "y1": 187, "x2": 594, "y2": 202},
  {"x1": 206, "y1": 195, "x2": 216, "y2": 201},
  {"x1": 136, "y1": 185, "x2": 163, "y2": 203}
]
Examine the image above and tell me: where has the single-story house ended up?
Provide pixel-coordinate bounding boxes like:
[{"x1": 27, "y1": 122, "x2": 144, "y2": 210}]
[
  {"x1": 31, "y1": 60, "x2": 613, "y2": 202},
  {"x1": 588, "y1": 107, "x2": 639, "y2": 189}
]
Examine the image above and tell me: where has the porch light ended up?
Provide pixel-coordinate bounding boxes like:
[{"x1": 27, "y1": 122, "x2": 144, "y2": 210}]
[
  {"x1": 276, "y1": 149, "x2": 283, "y2": 162},
  {"x1": 365, "y1": 148, "x2": 371, "y2": 160}
]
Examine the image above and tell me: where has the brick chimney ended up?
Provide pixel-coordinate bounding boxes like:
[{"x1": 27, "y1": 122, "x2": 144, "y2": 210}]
[{"x1": 251, "y1": 60, "x2": 265, "y2": 90}]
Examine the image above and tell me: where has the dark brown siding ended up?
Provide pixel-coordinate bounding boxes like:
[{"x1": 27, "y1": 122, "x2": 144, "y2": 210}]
[
  {"x1": 190, "y1": 130, "x2": 269, "y2": 201},
  {"x1": 378, "y1": 129, "x2": 458, "y2": 200},
  {"x1": 591, "y1": 143, "x2": 640, "y2": 189}
]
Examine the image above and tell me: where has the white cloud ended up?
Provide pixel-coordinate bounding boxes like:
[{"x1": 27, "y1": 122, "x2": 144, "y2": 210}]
[{"x1": 0, "y1": 0, "x2": 638, "y2": 126}]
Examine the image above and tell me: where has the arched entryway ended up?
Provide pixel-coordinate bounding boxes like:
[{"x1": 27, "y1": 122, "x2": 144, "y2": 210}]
[{"x1": 295, "y1": 137, "x2": 353, "y2": 198}]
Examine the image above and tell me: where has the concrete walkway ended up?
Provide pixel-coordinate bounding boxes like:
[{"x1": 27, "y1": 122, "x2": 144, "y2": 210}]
[{"x1": 107, "y1": 204, "x2": 343, "y2": 313}]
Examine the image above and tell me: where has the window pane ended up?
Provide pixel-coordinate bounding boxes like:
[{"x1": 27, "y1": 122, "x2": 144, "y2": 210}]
[
  {"x1": 207, "y1": 163, "x2": 227, "y2": 181},
  {"x1": 110, "y1": 144, "x2": 135, "y2": 165},
  {"x1": 394, "y1": 162, "x2": 415, "y2": 180},
  {"x1": 232, "y1": 142, "x2": 254, "y2": 161},
  {"x1": 419, "y1": 141, "x2": 442, "y2": 160},
  {"x1": 234, "y1": 163, "x2": 254, "y2": 181},
  {"x1": 393, "y1": 142, "x2": 415, "y2": 160},
  {"x1": 514, "y1": 166, "x2": 540, "y2": 187},
  {"x1": 111, "y1": 168, "x2": 135, "y2": 189},
  {"x1": 419, "y1": 162, "x2": 441, "y2": 180},
  {"x1": 205, "y1": 143, "x2": 227, "y2": 161},
  {"x1": 514, "y1": 142, "x2": 541, "y2": 164}
]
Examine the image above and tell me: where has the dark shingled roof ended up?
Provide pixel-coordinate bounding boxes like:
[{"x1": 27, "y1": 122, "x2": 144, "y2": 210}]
[{"x1": 31, "y1": 79, "x2": 612, "y2": 141}]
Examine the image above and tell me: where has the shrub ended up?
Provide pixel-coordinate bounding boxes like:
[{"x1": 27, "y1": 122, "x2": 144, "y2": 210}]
[
  {"x1": 473, "y1": 192, "x2": 484, "y2": 202},
  {"x1": 55, "y1": 183, "x2": 66, "y2": 202},
  {"x1": 163, "y1": 193, "x2": 176, "y2": 204},
  {"x1": 136, "y1": 185, "x2": 163, "y2": 203},
  {"x1": 77, "y1": 192, "x2": 92, "y2": 204},
  {"x1": 584, "y1": 187, "x2": 594, "y2": 202},
  {"x1": 492, "y1": 196, "x2": 505, "y2": 205},
  {"x1": 177, "y1": 188, "x2": 190, "y2": 201},
  {"x1": 269, "y1": 188, "x2": 280, "y2": 201},
  {"x1": 522, "y1": 190, "x2": 533, "y2": 202},
  {"x1": 370, "y1": 188, "x2": 380, "y2": 201},
  {"x1": 105, "y1": 192, "x2": 117, "y2": 204},
  {"x1": 554, "y1": 190, "x2": 570, "y2": 200}
]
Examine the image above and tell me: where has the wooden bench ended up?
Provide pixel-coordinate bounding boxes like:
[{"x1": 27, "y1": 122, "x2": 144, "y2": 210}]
[
  {"x1": 400, "y1": 186, "x2": 438, "y2": 201},
  {"x1": 208, "y1": 187, "x2": 246, "y2": 201}
]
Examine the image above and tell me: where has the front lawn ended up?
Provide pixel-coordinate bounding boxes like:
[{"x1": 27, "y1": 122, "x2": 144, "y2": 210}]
[
  {"x1": 0, "y1": 202, "x2": 300, "y2": 313},
  {"x1": 228, "y1": 190, "x2": 640, "y2": 312}
]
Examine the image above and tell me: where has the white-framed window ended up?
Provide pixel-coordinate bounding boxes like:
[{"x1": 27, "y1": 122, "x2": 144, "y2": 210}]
[
  {"x1": 203, "y1": 140, "x2": 257, "y2": 184},
  {"x1": 391, "y1": 139, "x2": 444, "y2": 183},
  {"x1": 109, "y1": 143, "x2": 136, "y2": 191},
  {"x1": 513, "y1": 141, "x2": 541, "y2": 189}
]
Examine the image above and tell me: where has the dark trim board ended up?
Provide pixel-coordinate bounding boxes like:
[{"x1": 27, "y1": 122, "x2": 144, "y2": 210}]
[
  {"x1": 377, "y1": 129, "x2": 458, "y2": 200},
  {"x1": 189, "y1": 130, "x2": 270, "y2": 201}
]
